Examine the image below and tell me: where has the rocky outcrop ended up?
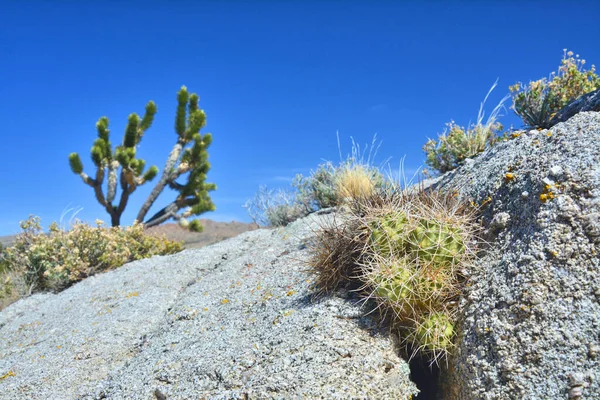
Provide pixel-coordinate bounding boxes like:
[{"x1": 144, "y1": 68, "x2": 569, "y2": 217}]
[
  {"x1": 0, "y1": 213, "x2": 418, "y2": 399},
  {"x1": 433, "y1": 112, "x2": 600, "y2": 399},
  {"x1": 3, "y1": 111, "x2": 600, "y2": 400},
  {"x1": 549, "y1": 88, "x2": 600, "y2": 127}
]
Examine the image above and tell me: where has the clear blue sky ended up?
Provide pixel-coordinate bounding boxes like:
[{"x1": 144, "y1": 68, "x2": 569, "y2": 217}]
[{"x1": 1, "y1": 1, "x2": 599, "y2": 235}]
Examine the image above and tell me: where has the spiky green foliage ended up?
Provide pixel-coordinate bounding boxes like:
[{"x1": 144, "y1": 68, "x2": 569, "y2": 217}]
[
  {"x1": 368, "y1": 211, "x2": 409, "y2": 257},
  {"x1": 407, "y1": 311, "x2": 456, "y2": 359},
  {"x1": 359, "y1": 191, "x2": 477, "y2": 364},
  {"x1": 510, "y1": 49, "x2": 600, "y2": 129},
  {"x1": 310, "y1": 187, "x2": 480, "y2": 366},
  {"x1": 68, "y1": 153, "x2": 83, "y2": 174},
  {"x1": 136, "y1": 86, "x2": 215, "y2": 231},
  {"x1": 423, "y1": 120, "x2": 504, "y2": 174},
  {"x1": 69, "y1": 86, "x2": 216, "y2": 231}
]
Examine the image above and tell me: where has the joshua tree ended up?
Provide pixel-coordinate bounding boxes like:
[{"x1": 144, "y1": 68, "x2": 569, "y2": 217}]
[{"x1": 68, "y1": 86, "x2": 216, "y2": 232}]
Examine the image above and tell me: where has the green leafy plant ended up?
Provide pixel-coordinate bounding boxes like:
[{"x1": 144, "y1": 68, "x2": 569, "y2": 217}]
[
  {"x1": 510, "y1": 49, "x2": 600, "y2": 129},
  {"x1": 0, "y1": 215, "x2": 183, "y2": 309},
  {"x1": 423, "y1": 80, "x2": 508, "y2": 174},
  {"x1": 69, "y1": 86, "x2": 215, "y2": 231}
]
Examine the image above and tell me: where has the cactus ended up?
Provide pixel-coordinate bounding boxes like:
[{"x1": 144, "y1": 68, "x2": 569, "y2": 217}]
[
  {"x1": 357, "y1": 190, "x2": 479, "y2": 365},
  {"x1": 369, "y1": 211, "x2": 409, "y2": 257},
  {"x1": 369, "y1": 256, "x2": 456, "y2": 317},
  {"x1": 69, "y1": 86, "x2": 215, "y2": 231},
  {"x1": 408, "y1": 311, "x2": 455, "y2": 357},
  {"x1": 407, "y1": 219, "x2": 465, "y2": 266}
]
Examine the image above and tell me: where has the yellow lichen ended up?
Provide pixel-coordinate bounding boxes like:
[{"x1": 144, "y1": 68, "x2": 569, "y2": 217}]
[{"x1": 0, "y1": 371, "x2": 15, "y2": 381}]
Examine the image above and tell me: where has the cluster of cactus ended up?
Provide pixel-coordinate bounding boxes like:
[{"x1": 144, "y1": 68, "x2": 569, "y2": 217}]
[
  {"x1": 69, "y1": 86, "x2": 215, "y2": 231},
  {"x1": 358, "y1": 192, "x2": 478, "y2": 364}
]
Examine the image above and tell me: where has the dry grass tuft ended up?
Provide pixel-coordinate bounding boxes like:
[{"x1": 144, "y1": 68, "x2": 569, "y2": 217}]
[{"x1": 335, "y1": 164, "x2": 377, "y2": 203}]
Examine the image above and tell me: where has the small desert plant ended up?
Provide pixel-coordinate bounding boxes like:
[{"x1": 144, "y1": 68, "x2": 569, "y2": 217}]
[
  {"x1": 294, "y1": 135, "x2": 386, "y2": 210},
  {"x1": 243, "y1": 185, "x2": 309, "y2": 227},
  {"x1": 510, "y1": 49, "x2": 600, "y2": 129},
  {"x1": 310, "y1": 187, "x2": 481, "y2": 365},
  {"x1": 0, "y1": 215, "x2": 183, "y2": 308},
  {"x1": 293, "y1": 162, "x2": 339, "y2": 210},
  {"x1": 423, "y1": 80, "x2": 509, "y2": 174},
  {"x1": 0, "y1": 243, "x2": 8, "y2": 274}
]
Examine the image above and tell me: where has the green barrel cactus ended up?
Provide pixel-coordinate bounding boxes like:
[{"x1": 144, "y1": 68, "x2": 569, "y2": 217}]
[
  {"x1": 411, "y1": 311, "x2": 455, "y2": 354},
  {"x1": 407, "y1": 219, "x2": 465, "y2": 266},
  {"x1": 369, "y1": 211, "x2": 409, "y2": 257}
]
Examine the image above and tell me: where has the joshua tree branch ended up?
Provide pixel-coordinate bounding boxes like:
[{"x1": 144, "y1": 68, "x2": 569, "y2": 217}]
[{"x1": 136, "y1": 139, "x2": 185, "y2": 223}]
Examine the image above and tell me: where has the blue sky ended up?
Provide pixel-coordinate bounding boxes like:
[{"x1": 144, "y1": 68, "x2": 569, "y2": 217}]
[{"x1": 1, "y1": 1, "x2": 599, "y2": 235}]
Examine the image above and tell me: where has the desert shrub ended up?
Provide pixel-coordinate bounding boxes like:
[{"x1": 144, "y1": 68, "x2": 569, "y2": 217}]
[
  {"x1": 0, "y1": 215, "x2": 183, "y2": 307},
  {"x1": 265, "y1": 203, "x2": 307, "y2": 227},
  {"x1": 0, "y1": 243, "x2": 9, "y2": 274},
  {"x1": 245, "y1": 136, "x2": 386, "y2": 227},
  {"x1": 293, "y1": 162, "x2": 339, "y2": 210},
  {"x1": 510, "y1": 49, "x2": 600, "y2": 129},
  {"x1": 293, "y1": 159, "x2": 386, "y2": 211},
  {"x1": 243, "y1": 185, "x2": 309, "y2": 227},
  {"x1": 423, "y1": 120, "x2": 504, "y2": 174},
  {"x1": 423, "y1": 80, "x2": 509, "y2": 175}
]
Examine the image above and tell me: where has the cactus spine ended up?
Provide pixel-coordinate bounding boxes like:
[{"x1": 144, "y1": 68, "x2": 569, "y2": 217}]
[{"x1": 69, "y1": 86, "x2": 215, "y2": 231}]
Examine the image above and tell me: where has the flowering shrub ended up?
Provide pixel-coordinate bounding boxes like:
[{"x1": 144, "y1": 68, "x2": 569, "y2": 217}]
[
  {"x1": 0, "y1": 216, "x2": 183, "y2": 308},
  {"x1": 510, "y1": 49, "x2": 600, "y2": 129}
]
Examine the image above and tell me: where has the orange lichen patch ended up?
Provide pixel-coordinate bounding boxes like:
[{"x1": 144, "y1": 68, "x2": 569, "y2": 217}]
[
  {"x1": 540, "y1": 192, "x2": 555, "y2": 202},
  {"x1": 540, "y1": 182, "x2": 562, "y2": 203},
  {"x1": 0, "y1": 371, "x2": 15, "y2": 381},
  {"x1": 220, "y1": 299, "x2": 229, "y2": 304},
  {"x1": 511, "y1": 132, "x2": 522, "y2": 139},
  {"x1": 546, "y1": 131, "x2": 553, "y2": 137},
  {"x1": 505, "y1": 173, "x2": 515, "y2": 182},
  {"x1": 286, "y1": 290, "x2": 297, "y2": 296},
  {"x1": 125, "y1": 292, "x2": 139, "y2": 298}
]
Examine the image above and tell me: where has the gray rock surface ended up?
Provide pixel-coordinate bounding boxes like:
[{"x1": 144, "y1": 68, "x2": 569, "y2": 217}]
[
  {"x1": 432, "y1": 112, "x2": 600, "y2": 399},
  {"x1": 549, "y1": 88, "x2": 600, "y2": 127},
  {"x1": 0, "y1": 212, "x2": 418, "y2": 399}
]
